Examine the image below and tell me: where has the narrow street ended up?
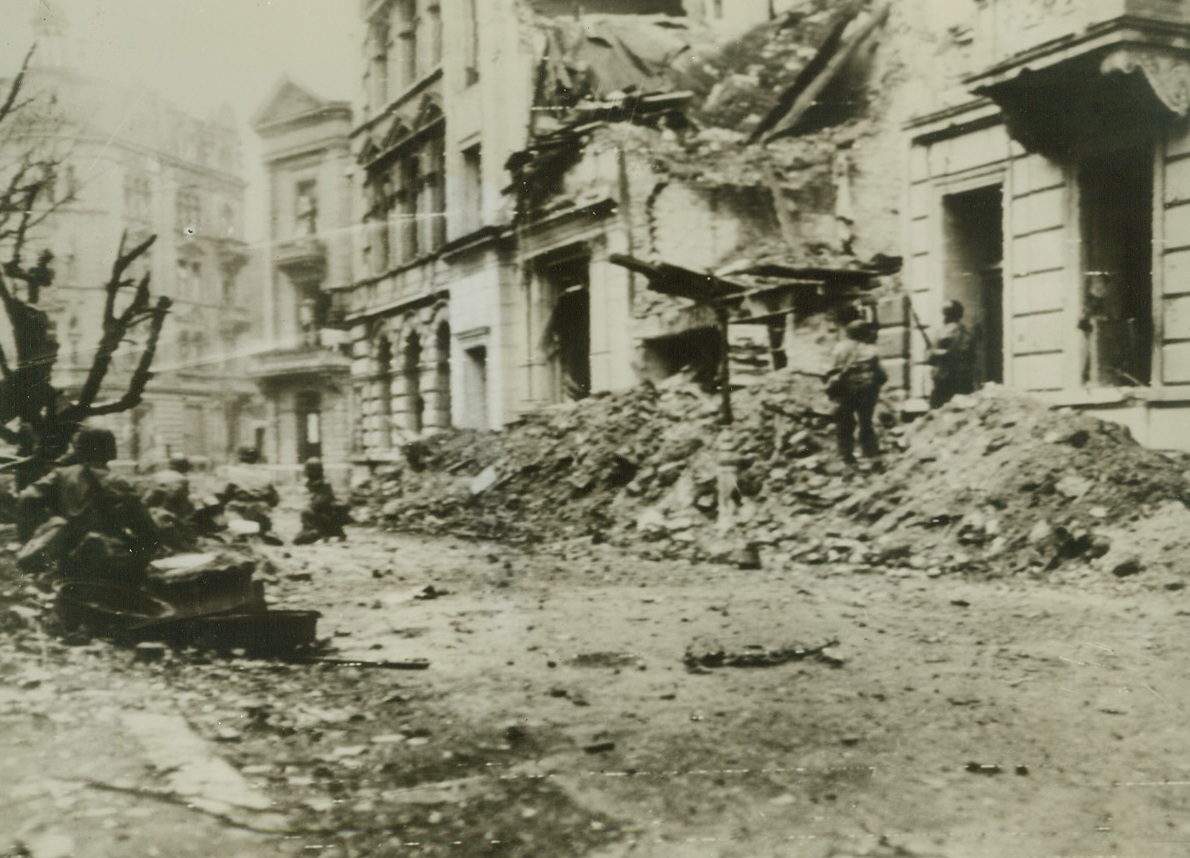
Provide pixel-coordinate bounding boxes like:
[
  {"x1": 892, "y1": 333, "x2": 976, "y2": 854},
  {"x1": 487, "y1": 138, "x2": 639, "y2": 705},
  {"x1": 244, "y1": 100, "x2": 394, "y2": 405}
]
[{"x1": 4, "y1": 516, "x2": 1189, "y2": 858}]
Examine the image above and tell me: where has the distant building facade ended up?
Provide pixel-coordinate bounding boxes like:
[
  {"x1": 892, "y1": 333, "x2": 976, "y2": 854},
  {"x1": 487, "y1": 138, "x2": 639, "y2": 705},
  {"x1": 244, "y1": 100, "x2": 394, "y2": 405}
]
[
  {"x1": 251, "y1": 79, "x2": 354, "y2": 483},
  {"x1": 10, "y1": 47, "x2": 257, "y2": 466}
]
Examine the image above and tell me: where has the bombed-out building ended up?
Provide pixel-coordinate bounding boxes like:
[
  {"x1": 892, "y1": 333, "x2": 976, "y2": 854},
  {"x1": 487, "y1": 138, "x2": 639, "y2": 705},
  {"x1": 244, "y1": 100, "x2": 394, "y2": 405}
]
[{"x1": 344, "y1": 0, "x2": 1190, "y2": 458}]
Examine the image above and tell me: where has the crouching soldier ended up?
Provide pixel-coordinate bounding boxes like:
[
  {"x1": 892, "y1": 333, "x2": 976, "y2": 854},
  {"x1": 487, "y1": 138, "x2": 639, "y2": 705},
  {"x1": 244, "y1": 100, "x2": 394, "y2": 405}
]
[
  {"x1": 294, "y1": 458, "x2": 351, "y2": 545},
  {"x1": 141, "y1": 454, "x2": 197, "y2": 550},
  {"x1": 16, "y1": 427, "x2": 160, "y2": 582},
  {"x1": 824, "y1": 319, "x2": 887, "y2": 466}
]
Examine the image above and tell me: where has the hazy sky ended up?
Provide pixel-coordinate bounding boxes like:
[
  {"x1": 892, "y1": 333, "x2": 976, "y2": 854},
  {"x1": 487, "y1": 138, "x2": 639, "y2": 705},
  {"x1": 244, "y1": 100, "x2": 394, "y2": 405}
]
[{"x1": 1, "y1": 0, "x2": 360, "y2": 242}]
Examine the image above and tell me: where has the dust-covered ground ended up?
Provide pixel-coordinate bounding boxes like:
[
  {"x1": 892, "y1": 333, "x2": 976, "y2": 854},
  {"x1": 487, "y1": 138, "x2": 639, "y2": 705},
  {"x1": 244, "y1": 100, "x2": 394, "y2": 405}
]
[{"x1": 3, "y1": 509, "x2": 1190, "y2": 858}]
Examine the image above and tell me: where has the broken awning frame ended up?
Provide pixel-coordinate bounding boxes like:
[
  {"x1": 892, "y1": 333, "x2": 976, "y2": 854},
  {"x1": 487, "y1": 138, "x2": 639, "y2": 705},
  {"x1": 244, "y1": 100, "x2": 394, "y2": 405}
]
[
  {"x1": 610, "y1": 253, "x2": 883, "y2": 319},
  {"x1": 610, "y1": 253, "x2": 883, "y2": 423}
]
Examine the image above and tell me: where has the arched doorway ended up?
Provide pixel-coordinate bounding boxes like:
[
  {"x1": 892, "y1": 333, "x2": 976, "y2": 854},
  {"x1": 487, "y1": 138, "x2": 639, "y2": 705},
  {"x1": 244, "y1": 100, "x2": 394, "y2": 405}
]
[{"x1": 376, "y1": 335, "x2": 393, "y2": 449}]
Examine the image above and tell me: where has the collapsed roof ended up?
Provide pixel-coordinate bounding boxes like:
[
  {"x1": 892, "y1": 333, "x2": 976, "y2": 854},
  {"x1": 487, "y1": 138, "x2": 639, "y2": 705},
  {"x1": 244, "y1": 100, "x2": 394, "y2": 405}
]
[{"x1": 528, "y1": 0, "x2": 883, "y2": 139}]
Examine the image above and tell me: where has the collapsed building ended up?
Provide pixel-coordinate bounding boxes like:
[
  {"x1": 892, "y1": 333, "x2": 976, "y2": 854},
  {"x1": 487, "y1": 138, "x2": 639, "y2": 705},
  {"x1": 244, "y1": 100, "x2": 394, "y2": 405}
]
[{"x1": 332, "y1": 0, "x2": 1190, "y2": 469}]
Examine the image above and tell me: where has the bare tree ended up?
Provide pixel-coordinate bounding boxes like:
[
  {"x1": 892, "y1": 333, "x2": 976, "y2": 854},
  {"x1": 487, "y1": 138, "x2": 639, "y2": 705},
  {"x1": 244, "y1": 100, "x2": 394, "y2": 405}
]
[{"x1": 0, "y1": 48, "x2": 171, "y2": 486}]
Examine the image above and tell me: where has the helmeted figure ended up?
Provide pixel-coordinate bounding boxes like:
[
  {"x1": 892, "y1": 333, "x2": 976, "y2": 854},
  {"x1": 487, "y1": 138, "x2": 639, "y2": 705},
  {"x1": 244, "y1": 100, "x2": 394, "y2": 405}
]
[
  {"x1": 293, "y1": 458, "x2": 351, "y2": 545},
  {"x1": 928, "y1": 300, "x2": 975, "y2": 409},
  {"x1": 16, "y1": 427, "x2": 159, "y2": 581},
  {"x1": 824, "y1": 320, "x2": 887, "y2": 465}
]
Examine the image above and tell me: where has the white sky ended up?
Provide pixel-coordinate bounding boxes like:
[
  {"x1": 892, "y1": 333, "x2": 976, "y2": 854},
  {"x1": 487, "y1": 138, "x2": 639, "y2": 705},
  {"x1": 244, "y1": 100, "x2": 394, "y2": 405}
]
[{"x1": 0, "y1": 0, "x2": 360, "y2": 243}]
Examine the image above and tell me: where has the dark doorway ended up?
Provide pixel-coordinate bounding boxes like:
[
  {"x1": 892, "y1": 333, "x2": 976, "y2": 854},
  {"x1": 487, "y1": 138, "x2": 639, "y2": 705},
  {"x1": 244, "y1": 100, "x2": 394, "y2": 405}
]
[
  {"x1": 463, "y1": 345, "x2": 488, "y2": 429},
  {"x1": 943, "y1": 184, "x2": 1004, "y2": 385},
  {"x1": 404, "y1": 332, "x2": 424, "y2": 433},
  {"x1": 435, "y1": 322, "x2": 451, "y2": 429},
  {"x1": 541, "y1": 255, "x2": 591, "y2": 402},
  {"x1": 376, "y1": 335, "x2": 393, "y2": 448},
  {"x1": 1079, "y1": 143, "x2": 1153, "y2": 386}
]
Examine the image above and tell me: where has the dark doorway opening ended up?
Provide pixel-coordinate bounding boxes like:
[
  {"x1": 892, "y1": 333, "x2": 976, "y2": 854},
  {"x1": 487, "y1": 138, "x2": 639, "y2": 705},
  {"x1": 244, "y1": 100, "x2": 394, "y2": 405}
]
[
  {"x1": 541, "y1": 255, "x2": 591, "y2": 402},
  {"x1": 463, "y1": 345, "x2": 488, "y2": 429},
  {"x1": 1079, "y1": 143, "x2": 1153, "y2": 387},
  {"x1": 404, "y1": 332, "x2": 424, "y2": 433},
  {"x1": 943, "y1": 184, "x2": 1004, "y2": 386}
]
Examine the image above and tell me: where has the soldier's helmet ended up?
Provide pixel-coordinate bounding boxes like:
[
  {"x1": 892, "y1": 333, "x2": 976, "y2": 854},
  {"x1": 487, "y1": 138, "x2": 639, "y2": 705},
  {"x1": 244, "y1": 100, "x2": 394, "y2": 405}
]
[{"x1": 73, "y1": 427, "x2": 118, "y2": 465}]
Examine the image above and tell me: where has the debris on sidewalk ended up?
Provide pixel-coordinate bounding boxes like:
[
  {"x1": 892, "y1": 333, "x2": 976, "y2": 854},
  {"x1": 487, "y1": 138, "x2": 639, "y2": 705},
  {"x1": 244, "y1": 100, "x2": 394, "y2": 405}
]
[{"x1": 684, "y1": 637, "x2": 840, "y2": 670}]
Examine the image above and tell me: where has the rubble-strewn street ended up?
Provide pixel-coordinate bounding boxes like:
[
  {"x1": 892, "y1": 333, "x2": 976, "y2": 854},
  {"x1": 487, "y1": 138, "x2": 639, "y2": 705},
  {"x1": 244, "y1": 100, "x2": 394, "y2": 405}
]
[{"x1": 5, "y1": 495, "x2": 1190, "y2": 857}]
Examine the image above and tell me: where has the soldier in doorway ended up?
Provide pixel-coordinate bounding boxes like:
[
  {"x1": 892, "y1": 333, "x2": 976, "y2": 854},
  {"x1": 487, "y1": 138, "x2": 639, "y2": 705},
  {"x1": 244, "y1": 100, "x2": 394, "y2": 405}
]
[{"x1": 927, "y1": 300, "x2": 975, "y2": 409}]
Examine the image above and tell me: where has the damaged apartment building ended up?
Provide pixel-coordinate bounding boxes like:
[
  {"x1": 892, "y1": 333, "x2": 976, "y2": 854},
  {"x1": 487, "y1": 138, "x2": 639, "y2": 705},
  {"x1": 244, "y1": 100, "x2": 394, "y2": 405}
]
[{"x1": 343, "y1": 0, "x2": 1190, "y2": 461}]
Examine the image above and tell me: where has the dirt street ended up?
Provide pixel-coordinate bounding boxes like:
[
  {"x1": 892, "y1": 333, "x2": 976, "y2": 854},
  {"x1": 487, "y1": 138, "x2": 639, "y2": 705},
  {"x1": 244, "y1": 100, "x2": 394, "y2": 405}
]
[{"x1": 3, "y1": 517, "x2": 1189, "y2": 858}]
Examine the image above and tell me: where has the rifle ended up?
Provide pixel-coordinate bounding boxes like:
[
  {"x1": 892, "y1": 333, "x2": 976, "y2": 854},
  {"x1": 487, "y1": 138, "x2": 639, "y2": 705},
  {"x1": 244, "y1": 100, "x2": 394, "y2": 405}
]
[{"x1": 905, "y1": 295, "x2": 933, "y2": 352}]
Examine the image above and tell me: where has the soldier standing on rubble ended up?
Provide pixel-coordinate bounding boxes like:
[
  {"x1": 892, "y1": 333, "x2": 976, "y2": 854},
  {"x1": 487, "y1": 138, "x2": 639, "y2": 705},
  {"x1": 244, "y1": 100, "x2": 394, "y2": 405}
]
[
  {"x1": 293, "y1": 458, "x2": 351, "y2": 545},
  {"x1": 15, "y1": 427, "x2": 160, "y2": 581},
  {"x1": 824, "y1": 319, "x2": 887, "y2": 466},
  {"x1": 928, "y1": 300, "x2": 975, "y2": 408}
]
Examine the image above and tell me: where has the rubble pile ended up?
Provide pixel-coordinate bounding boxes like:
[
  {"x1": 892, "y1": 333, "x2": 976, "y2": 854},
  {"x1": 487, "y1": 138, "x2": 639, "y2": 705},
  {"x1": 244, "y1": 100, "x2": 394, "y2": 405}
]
[{"x1": 354, "y1": 377, "x2": 1190, "y2": 580}]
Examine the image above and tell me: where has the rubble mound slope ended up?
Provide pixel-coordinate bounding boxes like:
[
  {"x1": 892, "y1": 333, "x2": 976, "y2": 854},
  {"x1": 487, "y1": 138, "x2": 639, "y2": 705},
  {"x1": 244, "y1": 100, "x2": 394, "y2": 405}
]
[{"x1": 354, "y1": 376, "x2": 1190, "y2": 580}]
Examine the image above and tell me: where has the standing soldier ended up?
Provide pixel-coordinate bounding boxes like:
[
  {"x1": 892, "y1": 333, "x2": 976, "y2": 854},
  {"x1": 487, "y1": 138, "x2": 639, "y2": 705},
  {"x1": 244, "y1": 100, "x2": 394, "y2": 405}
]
[
  {"x1": 824, "y1": 320, "x2": 887, "y2": 466},
  {"x1": 928, "y1": 300, "x2": 975, "y2": 408},
  {"x1": 293, "y1": 458, "x2": 351, "y2": 545}
]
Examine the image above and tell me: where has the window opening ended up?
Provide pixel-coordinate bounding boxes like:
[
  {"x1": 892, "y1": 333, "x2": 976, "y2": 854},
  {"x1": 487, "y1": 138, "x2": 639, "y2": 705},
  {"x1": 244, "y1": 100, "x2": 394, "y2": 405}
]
[{"x1": 1079, "y1": 144, "x2": 1153, "y2": 387}]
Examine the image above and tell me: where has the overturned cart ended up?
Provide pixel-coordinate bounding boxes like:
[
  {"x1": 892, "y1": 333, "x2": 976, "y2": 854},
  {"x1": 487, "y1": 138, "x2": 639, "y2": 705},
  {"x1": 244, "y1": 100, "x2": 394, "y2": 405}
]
[{"x1": 57, "y1": 552, "x2": 320, "y2": 657}]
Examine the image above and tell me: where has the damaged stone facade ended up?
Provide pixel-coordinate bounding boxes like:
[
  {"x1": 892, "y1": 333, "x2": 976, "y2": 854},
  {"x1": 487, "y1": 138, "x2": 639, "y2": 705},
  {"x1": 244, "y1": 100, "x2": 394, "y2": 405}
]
[
  {"x1": 903, "y1": 0, "x2": 1190, "y2": 447},
  {"x1": 340, "y1": 0, "x2": 1190, "y2": 456}
]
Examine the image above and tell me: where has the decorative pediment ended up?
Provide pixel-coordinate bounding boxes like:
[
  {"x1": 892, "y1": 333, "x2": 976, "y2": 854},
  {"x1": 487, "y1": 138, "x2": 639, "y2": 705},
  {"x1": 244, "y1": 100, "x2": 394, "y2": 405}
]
[
  {"x1": 251, "y1": 77, "x2": 338, "y2": 131},
  {"x1": 414, "y1": 94, "x2": 443, "y2": 129},
  {"x1": 381, "y1": 116, "x2": 412, "y2": 149}
]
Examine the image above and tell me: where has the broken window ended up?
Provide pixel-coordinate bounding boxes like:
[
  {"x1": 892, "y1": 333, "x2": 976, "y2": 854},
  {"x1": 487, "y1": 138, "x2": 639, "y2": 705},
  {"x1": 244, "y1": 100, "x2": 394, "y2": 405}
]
[
  {"x1": 540, "y1": 255, "x2": 591, "y2": 402},
  {"x1": 942, "y1": 184, "x2": 1004, "y2": 386},
  {"x1": 1079, "y1": 143, "x2": 1153, "y2": 387},
  {"x1": 641, "y1": 327, "x2": 722, "y2": 387}
]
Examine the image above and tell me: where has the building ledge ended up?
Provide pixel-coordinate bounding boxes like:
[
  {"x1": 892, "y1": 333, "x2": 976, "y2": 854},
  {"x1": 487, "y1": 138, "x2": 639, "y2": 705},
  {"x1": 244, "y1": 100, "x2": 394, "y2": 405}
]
[{"x1": 249, "y1": 346, "x2": 350, "y2": 380}]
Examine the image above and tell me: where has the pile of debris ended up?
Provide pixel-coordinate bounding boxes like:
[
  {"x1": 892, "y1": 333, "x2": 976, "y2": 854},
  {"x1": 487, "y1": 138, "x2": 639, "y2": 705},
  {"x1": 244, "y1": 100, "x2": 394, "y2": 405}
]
[{"x1": 355, "y1": 376, "x2": 1190, "y2": 581}]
